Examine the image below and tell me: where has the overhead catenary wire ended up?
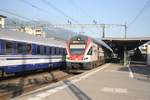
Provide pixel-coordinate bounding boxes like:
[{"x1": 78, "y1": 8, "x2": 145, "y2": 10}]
[
  {"x1": 20, "y1": 0, "x2": 60, "y2": 24},
  {"x1": 41, "y1": 0, "x2": 80, "y2": 24},
  {"x1": 128, "y1": 0, "x2": 150, "y2": 27},
  {"x1": 69, "y1": 0, "x2": 95, "y2": 23},
  {"x1": 21, "y1": 0, "x2": 96, "y2": 34},
  {"x1": 68, "y1": 0, "x2": 100, "y2": 35},
  {"x1": 23, "y1": 0, "x2": 83, "y2": 35},
  {"x1": 41, "y1": 0, "x2": 95, "y2": 34},
  {"x1": 0, "y1": 9, "x2": 38, "y2": 24},
  {"x1": 21, "y1": 0, "x2": 41, "y2": 11}
]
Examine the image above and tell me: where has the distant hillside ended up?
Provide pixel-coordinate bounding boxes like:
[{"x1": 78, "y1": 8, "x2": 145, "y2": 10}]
[
  {"x1": 5, "y1": 18, "x2": 33, "y2": 28},
  {"x1": 5, "y1": 18, "x2": 76, "y2": 40},
  {"x1": 43, "y1": 27, "x2": 76, "y2": 41}
]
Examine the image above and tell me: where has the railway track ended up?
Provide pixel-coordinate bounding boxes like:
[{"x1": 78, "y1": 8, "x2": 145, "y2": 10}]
[{"x1": 0, "y1": 69, "x2": 73, "y2": 100}]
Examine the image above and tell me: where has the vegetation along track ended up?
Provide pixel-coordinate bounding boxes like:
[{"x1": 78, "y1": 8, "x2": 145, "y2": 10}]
[{"x1": 0, "y1": 69, "x2": 74, "y2": 100}]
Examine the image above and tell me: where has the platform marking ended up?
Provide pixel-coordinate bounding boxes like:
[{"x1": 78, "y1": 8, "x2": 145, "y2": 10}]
[
  {"x1": 45, "y1": 85, "x2": 68, "y2": 94},
  {"x1": 101, "y1": 87, "x2": 128, "y2": 94},
  {"x1": 36, "y1": 92, "x2": 50, "y2": 98},
  {"x1": 26, "y1": 64, "x2": 110, "y2": 100},
  {"x1": 105, "y1": 69, "x2": 129, "y2": 74},
  {"x1": 27, "y1": 97, "x2": 43, "y2": 100},
  {"x1": 137, "y1": 99, "x2": 149, "y2": 100},
  {"x1": 126, "y1": 61, "x2": 134, "y2": 78}
]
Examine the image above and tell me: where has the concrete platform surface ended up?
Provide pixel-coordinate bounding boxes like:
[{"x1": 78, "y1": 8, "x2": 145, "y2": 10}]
[{"x1": 13, "y1": 63, "x2": 150, "y2": 100}]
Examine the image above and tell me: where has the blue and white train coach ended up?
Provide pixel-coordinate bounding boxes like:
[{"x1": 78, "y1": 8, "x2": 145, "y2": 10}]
[{"x1": 0, "y1": 29, "x2": 66, "y2": 77}]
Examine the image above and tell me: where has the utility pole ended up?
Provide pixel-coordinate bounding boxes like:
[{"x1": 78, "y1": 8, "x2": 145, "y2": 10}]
[
  {"x1": 81, "y1": 25, "x2": 84, "y2": 34},
  {"x1": 102, "y1": 24, "x2": 105, "y2": 38},
  {"x1": 125, "y1": 23, "x2": 127, "y2": 39}
]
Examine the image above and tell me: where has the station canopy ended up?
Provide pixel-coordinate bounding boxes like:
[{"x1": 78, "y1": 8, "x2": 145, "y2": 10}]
[{"x1": 102, "y1": 37, "x2": 150, "y2": 55}]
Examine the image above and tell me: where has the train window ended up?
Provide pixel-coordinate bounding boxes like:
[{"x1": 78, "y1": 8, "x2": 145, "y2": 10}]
[
  {"x1": 5, "y1": 41, "x2": 13, "y2": 54},
  {"x1": 37, "y1": 45, "x2": 40, "y2": 55},
  {"x1": 0, "y1": 40, "x2": 4, "y2": 55},
  {"x1": 63, "y1": 49, "x2": 66, "y2": 55},
  {"x1": 59, "y1": 48, "x2": 62, "y2": 55},
  {"x1": 41, "y1": 46, "x2": 46, "y2": 55},
  {"x1": 40, "y1": 46, "x2": 44, "y2": 55},
  {"x1": 56, "y1": 47, "x2": 59, "y2": 55},
  {"x1": 60, "y1": 48, "x2": 63, "y2": 55},
  {"x1": 17, "y1": 43, "x2": 24, "y2": 54},
  {"x1": 49, "y1": 47, "x2": 52, "y2": 55},
  {"x1": 44, "y1": 46, "x2": 46, "y2": 55},
  {"x1": 26, "y1": 44, "x2": 32, "y2": 54},
  {"x1": 31, "y1": 44, "x2": 37, "y2": 55},
  {"x1": 57, "y1": 48, "x2": 59, "y2": 55},
  {"x1": 45, "y1": 46, "x2": 49, "y2": 55},
  {"x1": 57, "y1": 48, "x2": 61, "y2": 55},
  {"x1": 87, "y1": 47, "x2": 93, "y2": 55},
  {"x1": 54, "y1": 47, "x2": 57, "y2": 55},
  {"x1": 51, "y1": 47, "x2": 55, "y2": 55}
]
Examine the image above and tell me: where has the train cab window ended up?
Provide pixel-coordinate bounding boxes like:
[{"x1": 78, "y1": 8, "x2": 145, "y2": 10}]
[
  {"x1": 17, "y1": 43, "x2": 24, "y2": 54},
  {"x1": 70, "y1": 48, "x2": 84, "y2": 55},
  {"x1": 5, "y1": 41, "x2": 13, "y2": 54},
  {"x1": 87, "y1": 47, "x2": 93, "y2": 55}
]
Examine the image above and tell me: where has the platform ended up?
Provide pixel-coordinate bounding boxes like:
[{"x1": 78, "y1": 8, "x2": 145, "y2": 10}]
[{"x1": 13, "y1": 63, "x2": 150, "y2": 100}]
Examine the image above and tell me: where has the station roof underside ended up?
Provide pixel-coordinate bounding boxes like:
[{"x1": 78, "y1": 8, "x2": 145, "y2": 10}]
[{"x1": 102, "y1": 37, "x2": 150, "y2": 53}]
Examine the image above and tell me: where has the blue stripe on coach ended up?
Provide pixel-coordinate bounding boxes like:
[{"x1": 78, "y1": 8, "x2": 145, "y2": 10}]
[
  {"x1": 2, "y1": 62, "x2": 63, "y2": 74},
  {"x1": 6, "y1": 57, "x2": 62, "y2": 60}
]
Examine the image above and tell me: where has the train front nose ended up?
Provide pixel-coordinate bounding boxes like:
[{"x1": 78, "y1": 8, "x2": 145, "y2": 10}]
[{"x1": 71, "y1": 55, "x2": 84, "y2": 61}]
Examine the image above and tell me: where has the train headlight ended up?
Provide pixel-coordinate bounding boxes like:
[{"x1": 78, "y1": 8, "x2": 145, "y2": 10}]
[{"x1": 67, "y1": 57, "x2": 71, "y2": 60}]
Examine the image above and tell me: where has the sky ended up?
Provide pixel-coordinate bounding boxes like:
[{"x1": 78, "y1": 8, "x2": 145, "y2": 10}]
[{"x1": 0, "y1": 0, "x2": 150, "y2": 38}]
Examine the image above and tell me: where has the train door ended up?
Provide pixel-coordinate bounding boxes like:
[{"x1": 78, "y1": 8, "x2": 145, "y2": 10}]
[{"x1": 92, "y1": 43, "x2": 98, "y2": 61}]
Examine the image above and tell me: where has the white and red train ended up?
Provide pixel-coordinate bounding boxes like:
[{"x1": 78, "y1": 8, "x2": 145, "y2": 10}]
[{"x1": 66, "y1": 35, "x2": 113, "y2": 70}]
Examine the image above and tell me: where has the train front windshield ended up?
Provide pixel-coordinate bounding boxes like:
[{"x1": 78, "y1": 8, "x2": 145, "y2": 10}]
[
  {"x1": 70, "y1": 44, "x2": 86, "y2": 55},
  {"x1": 70, "y1": 48, "x2": 85, "y2": 55},
  {"x1": 69, "y1": 35, "x2": 88, "y2": 55}
]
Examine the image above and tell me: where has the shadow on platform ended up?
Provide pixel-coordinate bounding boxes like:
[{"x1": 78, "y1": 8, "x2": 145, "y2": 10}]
[
  {"x1": 63, "y1": 80, "x2": 92, "y2": 100},
  {"x1": 118, "y1": 61, "x2": 150, "y2": 82}
]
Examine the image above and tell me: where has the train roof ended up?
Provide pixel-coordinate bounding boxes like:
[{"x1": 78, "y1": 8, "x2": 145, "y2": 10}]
[
  {"x1": 70, "y1": 35, "x2": 113, "y2": 52},
  {"x1": 93, "y1": 38, "x2": 113, "y2": 52},
  {"x1": 0, "y1": 29, "x2": 66, "y2": 48}
]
